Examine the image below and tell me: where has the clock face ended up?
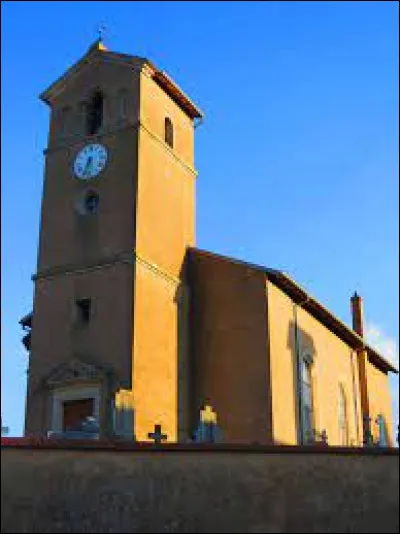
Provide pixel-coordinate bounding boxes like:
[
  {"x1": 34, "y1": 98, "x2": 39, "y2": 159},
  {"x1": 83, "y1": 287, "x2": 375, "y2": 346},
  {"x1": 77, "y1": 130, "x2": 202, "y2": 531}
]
[{"x1": 73, "y1": 143, "x2": 108, "y2": 180}]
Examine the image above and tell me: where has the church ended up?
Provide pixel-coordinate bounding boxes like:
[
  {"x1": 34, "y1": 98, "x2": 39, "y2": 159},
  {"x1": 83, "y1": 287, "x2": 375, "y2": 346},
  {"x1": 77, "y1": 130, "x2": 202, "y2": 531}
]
[{"x1": 21, "y1": 39, "x2": 397, "y2": 447}]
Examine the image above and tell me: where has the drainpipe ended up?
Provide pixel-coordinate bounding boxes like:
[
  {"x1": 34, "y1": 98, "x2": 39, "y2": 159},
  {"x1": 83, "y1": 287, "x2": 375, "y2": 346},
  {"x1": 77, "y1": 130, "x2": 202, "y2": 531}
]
[{"x1": 293, "y1": 296, "x2": 310, "y2": 445}]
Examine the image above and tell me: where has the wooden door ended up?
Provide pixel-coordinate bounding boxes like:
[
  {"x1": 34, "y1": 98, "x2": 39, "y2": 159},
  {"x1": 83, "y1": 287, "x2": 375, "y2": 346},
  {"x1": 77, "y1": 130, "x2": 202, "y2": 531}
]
[{"x1": 63, "y1": 398, "x2": 94, "y2": 431}]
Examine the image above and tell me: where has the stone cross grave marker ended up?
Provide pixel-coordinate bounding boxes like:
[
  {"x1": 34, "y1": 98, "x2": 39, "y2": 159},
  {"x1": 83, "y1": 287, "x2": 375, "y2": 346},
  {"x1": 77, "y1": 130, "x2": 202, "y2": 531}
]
[
  {"x1": 319, "y1": 429, "x2": 328, "y2": 445},
  {"x1": 148, "y1": 424, "x2": 167, "y2": 444}
]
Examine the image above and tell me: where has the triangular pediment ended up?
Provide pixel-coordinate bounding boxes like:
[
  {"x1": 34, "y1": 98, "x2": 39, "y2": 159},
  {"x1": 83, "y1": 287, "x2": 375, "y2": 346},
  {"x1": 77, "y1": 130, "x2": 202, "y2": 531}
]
[{"x1": 45, "y1": 358, "x2": 106, "y2": 388}]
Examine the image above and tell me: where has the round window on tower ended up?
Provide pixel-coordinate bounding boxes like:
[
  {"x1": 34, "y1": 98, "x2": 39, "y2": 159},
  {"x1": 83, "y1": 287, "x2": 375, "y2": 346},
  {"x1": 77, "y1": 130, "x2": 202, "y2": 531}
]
[
  {"x1": 84, "y1": 191, "x2": 99, "y2": 214},
  {"x1": 75, "y1": 190, "x2": 100, "y2": 215}
]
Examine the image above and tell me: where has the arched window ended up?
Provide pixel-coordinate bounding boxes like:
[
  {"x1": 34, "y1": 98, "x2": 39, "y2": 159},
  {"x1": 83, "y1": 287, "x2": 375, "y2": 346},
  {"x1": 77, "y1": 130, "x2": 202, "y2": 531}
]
[
  {"x1": 75, "y1": 190, "x2": 99, "y2": 216},
  {"x1": 338, "y1": 384, "x2": 348, "y2": 446},
  {"x1": 301, "y1": 356, "x2": 314, "y2": 444},
  {"x1": 86, "y1": 91, "x2": 103, "y2": 135},
  {"x1": 164, "y1": 117, "x2": 174, "y2": 148}
]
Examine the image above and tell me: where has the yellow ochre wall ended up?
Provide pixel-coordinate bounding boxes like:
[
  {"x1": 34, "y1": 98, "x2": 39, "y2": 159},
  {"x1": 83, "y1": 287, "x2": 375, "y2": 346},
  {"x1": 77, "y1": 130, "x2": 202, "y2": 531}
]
[
  {"x1": 136, "y1": 70, "x2": 195, "y2": 276},
  {"x1": 267, "y1": 280, "x2": 364, "y2": 446},
  {"x1": 265, "y1": 281, "x2": 298, "y2": 445},
  {"x1": 132, "y1": 70, "x2": 196, "y2": 441}
]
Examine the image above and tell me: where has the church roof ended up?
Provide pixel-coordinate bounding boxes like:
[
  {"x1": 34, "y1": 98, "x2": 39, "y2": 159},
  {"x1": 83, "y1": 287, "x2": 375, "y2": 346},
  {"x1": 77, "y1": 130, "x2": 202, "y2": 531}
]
[
  {"x1": 190, "y1": 248, "x2": 398, "y2": 375},
  {"x1": 39, "y1": 40, "x2": 203, "y2": 120}
]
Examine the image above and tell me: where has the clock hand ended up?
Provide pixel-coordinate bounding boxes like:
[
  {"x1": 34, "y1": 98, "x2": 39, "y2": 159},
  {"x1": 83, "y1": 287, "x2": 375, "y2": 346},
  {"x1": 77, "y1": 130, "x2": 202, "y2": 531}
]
[
  {"x1": 83, "y1": 157, "x2": 93, "y2": 177},
  {"x1": 82, "y1": 159, "x2": 90, "y2": 175}
]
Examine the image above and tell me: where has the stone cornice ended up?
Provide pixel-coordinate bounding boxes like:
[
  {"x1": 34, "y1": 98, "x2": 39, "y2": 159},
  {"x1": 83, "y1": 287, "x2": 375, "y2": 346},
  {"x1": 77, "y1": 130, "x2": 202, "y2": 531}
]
[
  {"x1": 138, "y1": 120, "x2": 197, "y2": 177},
  {"x1": 43, "y1": 121, "x2": 138, "y2": 155},
  {"x1": 32, "y1": 252, "x2": 133, "y2": 282},
  {"x1": 32, "y1": 250, "x2": 181, "y2": 289},
  {"x1": 135, "y1": 252, "x2": 181, "y2": 288},
  {"x1": 45, "y1": 358, "x2": 107, "y2": 389},
  {"x1": 43, "y1": 120, "x2": 197, "y2": 178}
]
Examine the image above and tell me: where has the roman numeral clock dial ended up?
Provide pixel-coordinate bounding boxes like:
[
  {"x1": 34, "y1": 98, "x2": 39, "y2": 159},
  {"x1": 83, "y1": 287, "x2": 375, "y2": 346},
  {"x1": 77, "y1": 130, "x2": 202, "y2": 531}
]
[{"x1": 73, "y1": 143, "x2": 108, "y2": 180}]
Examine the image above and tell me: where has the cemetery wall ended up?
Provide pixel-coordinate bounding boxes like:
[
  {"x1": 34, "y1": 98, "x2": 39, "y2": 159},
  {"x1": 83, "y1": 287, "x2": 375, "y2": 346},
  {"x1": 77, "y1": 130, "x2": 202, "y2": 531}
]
[{"x1": 1, "y1": 444, "x2": 399, "y2": 533}]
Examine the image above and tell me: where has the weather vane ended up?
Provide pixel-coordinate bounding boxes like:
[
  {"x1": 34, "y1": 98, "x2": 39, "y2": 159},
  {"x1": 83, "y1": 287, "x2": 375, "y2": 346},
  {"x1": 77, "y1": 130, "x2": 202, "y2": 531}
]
[{"x1": 97, "y1": 24, "x2": 106, "y2": 42}]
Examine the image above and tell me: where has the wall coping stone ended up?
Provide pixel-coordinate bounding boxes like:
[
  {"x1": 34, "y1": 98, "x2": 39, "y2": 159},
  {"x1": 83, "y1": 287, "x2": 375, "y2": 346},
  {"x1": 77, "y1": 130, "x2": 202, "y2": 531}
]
[{"x1": 1, "y1": 437, "x2": 398, "y2": 455}]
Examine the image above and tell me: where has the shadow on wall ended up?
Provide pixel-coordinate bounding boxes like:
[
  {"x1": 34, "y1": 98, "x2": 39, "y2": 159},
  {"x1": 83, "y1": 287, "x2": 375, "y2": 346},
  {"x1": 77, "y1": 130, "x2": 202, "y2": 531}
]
[
  {"x1": 175, "y1": 255, "x2": 193, "y2": 442},
  {"x1": 176, "y1": 251, "x2": 221, "y2": 444}
]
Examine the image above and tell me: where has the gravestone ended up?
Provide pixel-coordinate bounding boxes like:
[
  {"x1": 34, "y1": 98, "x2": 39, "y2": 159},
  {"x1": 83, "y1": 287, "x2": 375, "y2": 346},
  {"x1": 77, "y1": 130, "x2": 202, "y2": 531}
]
[
  {"x1": 113, "y1": 389, "x2": 134, "y2": 440},
  {"x1": 375, "y1": 414, "x2": 387, "y2": 447},
  {"x1": 193, "y1": 404, "x2": 223, "y2": 443},
  {"x1": 148, "y1": 424, "x2": 167, "y2": 444},
  {"x1": 1, "y1": 417, "x2": 9, "y2": 436}
]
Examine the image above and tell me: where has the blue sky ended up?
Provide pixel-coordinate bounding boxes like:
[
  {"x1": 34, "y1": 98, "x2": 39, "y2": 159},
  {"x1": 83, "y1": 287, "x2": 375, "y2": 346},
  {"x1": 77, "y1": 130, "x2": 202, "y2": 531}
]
[{"x1": 1, "y1": 1, "x2": 398, "y2": 439}]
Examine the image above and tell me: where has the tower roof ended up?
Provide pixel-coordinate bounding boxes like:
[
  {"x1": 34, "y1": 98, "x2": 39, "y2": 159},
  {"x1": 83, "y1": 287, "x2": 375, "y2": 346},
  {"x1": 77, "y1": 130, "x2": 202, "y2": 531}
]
[
  {"x1": 39, "y1": 40, "x2": 203, "y2": 120},
  {"x1": 87, "y1": 38, "x2": 108, "y2": 53}
]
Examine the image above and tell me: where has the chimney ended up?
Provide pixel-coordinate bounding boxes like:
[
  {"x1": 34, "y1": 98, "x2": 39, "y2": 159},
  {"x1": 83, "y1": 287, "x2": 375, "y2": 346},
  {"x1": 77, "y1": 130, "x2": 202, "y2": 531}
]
[{"x1": 351, "y1": 292, "x2": 364, "y2": 338}]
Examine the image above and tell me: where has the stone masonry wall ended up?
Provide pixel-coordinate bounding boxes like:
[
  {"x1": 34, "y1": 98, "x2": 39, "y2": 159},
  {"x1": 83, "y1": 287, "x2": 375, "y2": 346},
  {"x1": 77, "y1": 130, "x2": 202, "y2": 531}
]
[{"x1": 1, "y1": 445, "x2": 398, "y2": 533}]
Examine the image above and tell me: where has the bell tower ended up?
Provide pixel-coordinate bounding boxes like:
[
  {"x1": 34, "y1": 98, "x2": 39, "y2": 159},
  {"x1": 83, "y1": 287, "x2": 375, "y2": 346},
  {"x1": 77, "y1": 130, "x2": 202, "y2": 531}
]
[{"x1": 24, "y1": 39, "x2": 202, "y2": 441}]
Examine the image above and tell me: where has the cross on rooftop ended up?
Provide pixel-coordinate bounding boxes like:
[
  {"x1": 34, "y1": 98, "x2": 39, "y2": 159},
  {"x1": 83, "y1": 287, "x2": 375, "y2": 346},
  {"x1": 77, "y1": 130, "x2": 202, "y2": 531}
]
[
  {"x1": 97, "y1": 24, "x2": 106, "y2": 42},
  {"x1": 148, "y1": 424, "x2": 167, "y2": 444}
]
